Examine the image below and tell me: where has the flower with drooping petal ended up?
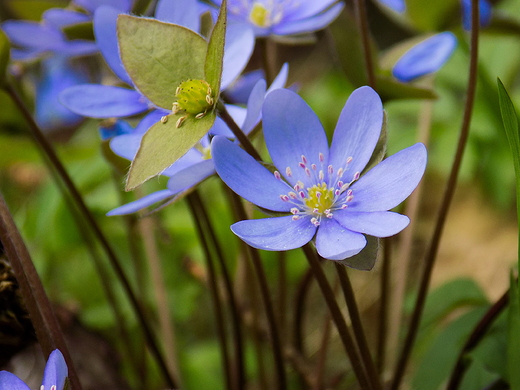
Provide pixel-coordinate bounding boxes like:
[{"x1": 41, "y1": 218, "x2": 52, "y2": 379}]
[
  {"x1": 107, "y1": 65, "x2": 289, "y2": 215},
  {"x1": 212, "y1": 87, "x2": 427, "y2": 263},
  {"x1": 211, "y1": 0, "x2": 344, "y2": 37},
  {"x1": 0, "y1": 349, "x2": 68, "y2": 390},
  {"x1": 392, "y1": 32, "x2": 457, "y2": 82}
]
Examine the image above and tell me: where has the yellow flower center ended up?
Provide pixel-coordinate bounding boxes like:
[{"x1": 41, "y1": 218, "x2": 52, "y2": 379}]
[
  {"x1": 303, "y1": 183, "x2": 335, "y2": 215},
  {"x1": 249, "y1": 3, "x2": 271, "y2": 27}
]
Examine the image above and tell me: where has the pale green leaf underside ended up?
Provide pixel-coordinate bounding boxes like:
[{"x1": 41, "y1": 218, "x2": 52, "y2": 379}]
[
  {"x1": 126, "y1": 114, "x2": 215, "y2": 190},
  {"x1": 117, "y1": 15, "x2": 207, "y2": 109},
  {"x1": 204, "y1": 0, "x2": 226, "y2": 94}
]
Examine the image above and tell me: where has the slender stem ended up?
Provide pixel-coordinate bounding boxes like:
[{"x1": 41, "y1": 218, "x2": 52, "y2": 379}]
[
  {"x1": 258, "y1": 38, "x2": 277, "y2": 85},
  {"x1": 313, "y1": 311, "x2": 332, "y2": 390},
  {"x1": 190, "y1": 189, "x2": 245, "y2": 390},
  {"x1": 389, "y1": 2, "x2": 480, "y2": 388},
  {"x1": 187, "y1": 194, "x2": 233, "y2": 390},
  {"x1": 0, "y1": 194, "x2": 81, "y2": 390},
  {"x1": 353, "y1": 0, "x2": 376, "y2": 89},
  {"x1": 4, "y1": 83, "x2": 177, "y2": 388},
  {"x1": 293, "y1": 268, "x2": 314, "y2": 357},
  {"x1": 218, "y1": 102, "x2": 262, "y2": 161},
  {"x1": 226, "y1": 188, "x2": 287, "y2": 389},
  {"x1": 377, "y1": 237, "x2": 391, "y2": 374},
  {"x1": 386, "y1": 99, "x2": 434, "y2": 369},
  {"x1": 335, "y1": 264, "x2": 382, "y2": 390},
  {"x1": 302, "y1": 244, "x2": 371, "y2": 389},
  {"x1": 278, "y1": 251, "x2": 287, "y2": 342},
  {"x1": 447, "y1": 289, "x2": 509, "y2": 389}
]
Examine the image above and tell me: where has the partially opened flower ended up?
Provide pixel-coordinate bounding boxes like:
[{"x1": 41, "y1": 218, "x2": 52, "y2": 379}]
[
  {"x1": 214, "y1": 0, "x2": 344, "y2": 36},
  {"x1": 0, "y1": 349, "x2": 68, "y2": 390},
  {"x1": 212, "y1": 87, "x2": 426, "y2": 263},
  {"x1": 392, "y1": 32, "x2": 457, "y2": 82}
]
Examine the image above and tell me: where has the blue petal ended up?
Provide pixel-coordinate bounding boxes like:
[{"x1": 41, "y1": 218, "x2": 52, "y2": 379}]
[
  {"x1": 2, "y1": 21, "x2": 62, "y2": 50},
  {"x1": 328, "y1": 86, "x2": 383, "y2": 179},
  {"x1": 209, "y1": 105, "x2": 246, "y2": 137},
  {"x1": 231, "y1": 215, "x2": 316, "y2": 251},
  {"x1": 167, "y1": 159, "x2": 215, "y2": 193},
  {"x1": 315, "y1": 218, "x2": 366, "y2": 260},
  {"x1": 376, "y1": 0, "x2": 406, "y2": 12},
  {"x1": 0, "y1": 371, "x2": 31, "y2": 390},
  {"x1": 54, "y1": 40, "x2": 98, "y2": 57},
  {"x1": 155, "y1": 0, "x2": 200, "y2": 31},
  {"x1": 462, "y1": 0, "x2": 492, "y2": 30},
  {"x1": 333, "y1": 210, "x2": 409, "y2": 237},
  {"x1": 263, "y1": 89, "x2": 329, "y2": 187},
  {"x1": 94, "y1": 6, "x2": 133, "y2": 85},
  {"x1": 266, "y1": 63, "x2": 289, "y2": 94},
  {"x1": 73, "y1": 0, "x2": 131, "y2": 13},
  {"x1": 43, "y1": 9, "x2": 91, "y2": 28},
  {"x1": 212, "y1": 136, "x2": 293, "y2": 212},
  {"x1": 349, "y1": 143, "x2": 427, "y2": 212},
  {"x1": 107, "y1": 189, "x2": 175, "y2": 216},
  {"x1": 282, "y1": 0, "x2": 338, "y2": 22},
  {"x1": 163, "y1": 148, "x2": 205, "y2": 176},
  {"x1": 42, "y1": 350, "x2": 68, "y2": 390},
  {"x1": 35, "y1": 56, "x2": 87, "y2": 131},
  {"x1": 224, "y1": 69, "x2": 264, "y2": 104},
  {"x1": 60, "y1": 84, "x2": 149, "y2": 118},
  {"x1": 392, "y1": 32, "x2": 457, "y2": 82},
  {"x1": 241, "y1": 79, "x2": 266, "y2": 135},
  {"x1": 221, "y1": 23, "x2": 255, "y2": 90},
  {"x1": 99, "y1": 119, "x2": 133, "y2": 140},
  {"x1": 273, "y1": 3, "x2": 344, "y2": 36}
]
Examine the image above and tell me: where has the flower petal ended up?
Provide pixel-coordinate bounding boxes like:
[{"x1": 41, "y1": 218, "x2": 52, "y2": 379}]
[
  {"x1": 224, "y1": 69, "x2": 264, "y2": 104},
  {"x1": 231, "y1": 215, "x2": 316, "y2": 251},
  {"x1": 2, "y1": 20, "x2": 62, "y2": 50},
  {"x1": 212, "y1": 136, "x2": 293, "y2": 212},
  {"x1": 155, "y1": 0, "x2": 200, "y2": 31},
  {"x1": 73, "y1": 0, "x2": 131, "y2": 13},
  {"x1": 163, "y1": 148, "x2": 205, "y2": 176},
  {"x1": 94, "y1": 6, "x2": 133, "y2": 85},
  {"x1": 43, "y1": 9, "x2": 91, "y2": 28},
  {"x1": 266, "y1": 63, "x2": 289, "y2": 94},
  {"x1": 282, "y1": 0, "x2": 338, "y2": 22},
  {"x1": 107, "y1": 189, "x2": 175, "y2": 216},
  {"x1": 0, "y1": 371, "x2": 31, "y2": 390},
  {"x1": 462, "y1": 0, "x2": 492, "y2": 30},
  {"x1": 60, "y1": 84, "x2": 149, "y2": 118},
  {"x1": 273, "y1": 3, "x2": 343, "y2": 36},
  {"x1": 349, "y1": 143, "x2": 427, "y2": 211},
  {"x1": 315, "y1": 218, "x2": 366, "y2": 260},
  {"x1": 221, "y1": 23, "x2": 255, "y2": 90},
  {"x1": 241, "y1": 79, "x2": 266, "y2": 135},
  {"x1": 263, "y1": 89, "x2": 329, "y2": 187},
  {"x1": 167, "y1": 159, "x2": 215, "y2": 193},
  {"x1": 334, "y1": 210, "x2": 409, "y2": 237},
  {"x1": 392, "y1": 32, "x2": 457, "y2": 82},
  {"x1": 376, "y1": 0, "x2": 406, "y2": 12},
  {"x1": 328, "y1": 86, "x2": 383, "y2": 178},
  {"x1": 42, "y1": 349, "x2": 68, "y2": 390}
]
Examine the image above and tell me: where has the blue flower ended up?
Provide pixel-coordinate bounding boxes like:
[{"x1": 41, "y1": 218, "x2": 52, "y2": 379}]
[
  {"x1": 212, "y1": 0, "x2": 344, "y2": 37},
  {"x1": 461, "y1": 0, "x2": 492, "y2": 30},
  {"x1": 212, "y1": 87, "x2": 427, "y2": 261},
  {"x1": 107, "y1": 65, "x2": 289, "y2": 216},
  {"x1": 392, "y1": 32, "x2": 457, "y2": 82},
  {"x1": 375, "y1": 0, "x2": 405, "y2": 13},
  {"x1": 0, "y1": 349, "x2": 68, "y2": 390}
]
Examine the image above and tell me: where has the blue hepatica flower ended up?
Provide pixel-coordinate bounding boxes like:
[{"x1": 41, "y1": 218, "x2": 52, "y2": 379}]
[
  {"x1": 107, "y1": 65, "x2": 289, "y2": 216},
  {"x1": 0, "y1": 349, "x2": 68, "y2": 390},
  {"x1": 214, "y1": 0, "x2": 344, "y2": 37},
  {"x1": 392, "y1": 32, "x2": 457, "y2": 83},
  {"x1": 461, "y1": 0, "x2": 492, "y2": 30},
  {"x1": 212, "y1": 87, "x2": 427, "y2": 261}
]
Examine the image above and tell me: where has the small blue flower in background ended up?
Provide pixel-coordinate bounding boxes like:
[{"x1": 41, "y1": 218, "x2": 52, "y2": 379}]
[
  {"x1": 212, "y1": 87, "x2": 426, "y2": 262},
  {"x1": 0, "y1": 349, "x2": 68, "y2": 390},
  {"x1": 106, "y1": 65, "x2": 289, "y2": 216},
  {"x1": 212, "y1": 0, "x2": 344, "y2": 36},
  {"x1": 392, "y1": 32, "x2": 457, "y2": 82},
  {"x1": 461, "y1": 0, "x2": 492, "y2": 30},
  {"x1": 376, "y1": 0, "x2": 406, "y2": 13}
]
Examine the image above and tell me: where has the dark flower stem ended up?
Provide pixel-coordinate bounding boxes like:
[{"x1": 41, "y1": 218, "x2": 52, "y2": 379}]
[
  {"x1": 218, "y1": 101, "x2": 263, "y2": 161},
  {"x1": 293, "y1": 268, "x2": 314, "y2": 358},
  {"x1": 389, "y1": 1, "x2": 480, "y2": 388},
  {"x1": 353, "y1": 0, "x2": 376, "y2": 89},
  {"x1": 225, "y1": 188, "x2": 287, "y2": 390},
  {"x1": 302, "y1": 244, "x2": 371, "y2": 389},
  {"x1": 447, "y1": 289, "x2": 509, "y2": 388},
  {"x1": 377, "y1": 237, "x2": 391, "y2": 373},
  {"x1": 0, "y1": 194, "x2": 81, "y2": 390},
  {"x1": 189, "y1": 189, "x2": 246, "y2": 390},
  {"x1": 4, "y1": 83, "x2": 177, "y2": 389},
  {"x1": 335, "y1": 264, "x2": 382, "y2": 390},
  {"x1": 187, "y1": 194, "x2": 233, "y2": 390}
]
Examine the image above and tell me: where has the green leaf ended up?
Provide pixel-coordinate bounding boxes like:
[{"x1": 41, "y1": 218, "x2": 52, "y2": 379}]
[
  {"x1": 405, "y1": 0, "x2": 459, "y2": 31},
  {"x1": 126, "y1": 114, "x2": 215, "y2": 190},
  {"x1": 0, "y1": 29, "x2": 10, "y2": 86},
  {"x1": 497, "y1": 78, "x2": 520, "y2": 270},
  {"x1": 336, "y1": 236, "x2": 379, "y2": 270},
  {"x1": 117, "y1": 15, "x2": 207, "y2": 109},
  {"x1": 204, "y1": 0, "x2": 226, "y2": 96},
  {"x1": 508, "y1": 274, "x2": 520, "y2": 389},
  {"x1": 376, "y1": 75, "x2": 437, "y2": 101}
]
